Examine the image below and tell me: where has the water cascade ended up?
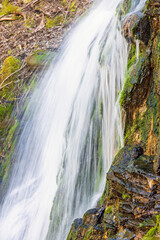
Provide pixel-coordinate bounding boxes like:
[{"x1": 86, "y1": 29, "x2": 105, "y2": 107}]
[{"x1": 0, "y1": 0, "x2": 146, "y2": 239}]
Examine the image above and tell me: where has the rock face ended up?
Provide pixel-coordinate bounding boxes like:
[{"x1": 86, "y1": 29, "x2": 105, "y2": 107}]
[
  {"x1": 67, "y1": 147, "x2": 160, "y2": 239},
  {"x1": 67, "y1": 0, "x2": 160, "y2": 239}
]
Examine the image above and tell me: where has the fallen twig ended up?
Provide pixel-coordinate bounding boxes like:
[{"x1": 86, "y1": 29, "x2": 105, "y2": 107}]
[{"x1": 0, "y1": 17, "x2": 16, "y2": 22}]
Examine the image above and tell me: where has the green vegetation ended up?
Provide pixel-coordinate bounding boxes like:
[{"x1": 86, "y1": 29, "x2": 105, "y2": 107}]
[
  {"x1": 105, "y1": 205, "x2": 113, "y2": 214},
  {"x1": 119, "y1": 0, "x2": 132, "y2": 16},
  {"x1": 26, "y1": 50, "x2": 48, "y2": 67},
  {"x1": 25, "y1": 15, "x2": 35, "y2": 29},
  {"x1": 0, "y1": 56, "x2": 22, "y2": 123},
  {"x1": 69, "y1": 1, "x2": 76, "y2": 12},
  {"x1": 84, "y1": 227, "x2": 93, "y2": 240},
  {"x1": 120, "y1": 51, "x2": 148, "y2": 108},
  {"x1": 0, "y1": 55, "x2": 22, "y2": 122},
  {"x1": 122, "y1": 192, "x2": 131, "y2": 200},
  {"x1": 0, "y1": 56, "x2": 21, "y2": 83},
  {"x1": 139, "y1": 218, "x2": 155, "y2": 229},
  {"x1": 45, "y1": 15, "x2": 64, "y2": 28},
  {"x1": 0, "y1": 0, "x2": 20, "y2": 16},
  {"x1": 142, "y1": 215, "x2": 160, "y2": 239},
  {"x1": 0, "y1": 120, "x2": 19, "y2": 182}
]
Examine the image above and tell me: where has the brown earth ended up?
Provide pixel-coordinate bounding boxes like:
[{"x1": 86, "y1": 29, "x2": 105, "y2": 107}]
[{"x1": 0, "y1": 0, "x2": 91, "y2": 66}]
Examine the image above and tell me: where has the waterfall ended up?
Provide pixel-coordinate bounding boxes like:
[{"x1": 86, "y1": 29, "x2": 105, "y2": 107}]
[{"x1": 0, "y1": 0, "x2": 146, "y2": 239}]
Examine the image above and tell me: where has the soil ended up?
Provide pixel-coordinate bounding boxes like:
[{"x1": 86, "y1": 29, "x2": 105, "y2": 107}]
[{"x1": 0, "y1": 0, "x2": 91, "y2": 66}]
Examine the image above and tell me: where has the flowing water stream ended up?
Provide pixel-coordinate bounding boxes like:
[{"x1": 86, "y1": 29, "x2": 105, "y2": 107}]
[{"x1": 0, "y1": 0, "x2": 146, "y2": 239}]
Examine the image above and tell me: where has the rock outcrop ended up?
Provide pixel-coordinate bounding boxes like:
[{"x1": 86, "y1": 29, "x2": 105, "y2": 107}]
[{"x1": 67, "y1": 0, "x2": 160, "y2": 239}]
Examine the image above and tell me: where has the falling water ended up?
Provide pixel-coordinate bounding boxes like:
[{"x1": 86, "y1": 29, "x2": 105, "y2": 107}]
[{"x1": 0, "y1": 0, "x2": 146, "y2": 239}]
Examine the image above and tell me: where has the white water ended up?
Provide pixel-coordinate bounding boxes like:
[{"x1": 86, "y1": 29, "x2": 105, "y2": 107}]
[{"x1": 0, "y1": 0, "x2": 146, "y2": 239}]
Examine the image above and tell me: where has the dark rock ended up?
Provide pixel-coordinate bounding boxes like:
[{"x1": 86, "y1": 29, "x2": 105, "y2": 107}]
[
  {"x1": 132, "y1": 16, "x2": 151, "y2": 45},
  {"x1": 73, "y1": 218, "x2": 83, "y2": 231},
  {"x1": 83, "y1": 207, "x2": 105, "y2": 225}
]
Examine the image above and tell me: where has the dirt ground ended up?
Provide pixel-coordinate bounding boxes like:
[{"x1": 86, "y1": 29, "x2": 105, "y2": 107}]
[{"x1": 0, "y1": 0, "x2": 91, "y2": 66}]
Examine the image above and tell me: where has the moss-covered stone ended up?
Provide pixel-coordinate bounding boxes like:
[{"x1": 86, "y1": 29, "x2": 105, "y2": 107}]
[
  {"x1": 26, "y1": 50, "x2": 49, "y2": 67},
  {"x1": 119, "y1": 51, "x2": 150, "y2": 109},
  {"x1": 0, "y1": 120, "x2": 19, "y2": 182},
  {"x1": 0, "y1": 56, "x2": 21, "y2": 84}
]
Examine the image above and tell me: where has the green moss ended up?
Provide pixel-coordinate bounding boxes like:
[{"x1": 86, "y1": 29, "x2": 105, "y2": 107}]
[
  {"x1": 25, "y1": 15, "x2": 35, "y2": 29},
  {"x1": 105, "y1": 206, "x2": 113, "y2": 214},
  {"x1": 84, "y1": 227, "x2": 93, "y2": 240},
  {"x1": 69, "y1": 1, "x2": 76, "y2": 12},
  {"x1": 119, "y1": 49, "x2": 137, "y2": 107},
  {"x1": 0, "y1": 103, "x2": 13, "y2": 122},
  {"x1": 99, "y1": 98, "x2": 103, "y2": 118},
  {"x1": 0, "y1": 56, "x2": 22, "y2": 101},
  {"x1": 5, "y1": 121, "x2": 19, "y2": 147},
  {"x1": 0, "y1": 0, "x2": 20, "y2": 16},
  {"x1": 122, "y1": 192, "x2": 131, "y2": 200},
  {"x1": 139, "y1": 218, "x2": 155, "y2": 229},
  {"x1": 0, "y1": 56, "x2": 21, "y2": 82},
  {"x1": 143, "y1": 215, "x2": 160, "y2": 239},
  {"x1": 26, "y1": 50, "x2": 48, "y2": 67},
  {"x1": 0, "y1": 120, "x2": 19, "y2": 182},
  {"x1": 124, "y1": 121, "x2": 138, "y2": 144},
  {"x1": 119, "y1": 0, "x2": 132, "y2": 16},
  {"x1": 120, "y1": 51, "x2": 149, "y2": 108},
  {"x1": 46, "y1": 15, "x2": 64, "y2": 28}
]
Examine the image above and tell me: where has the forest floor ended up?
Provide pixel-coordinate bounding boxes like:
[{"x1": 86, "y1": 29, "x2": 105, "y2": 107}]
[{"x1": 0, "y1": 0, "x2": 91, "y2": 65}]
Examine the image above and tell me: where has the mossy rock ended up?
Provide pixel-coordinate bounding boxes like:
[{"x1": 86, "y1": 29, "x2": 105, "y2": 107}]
[
  {"x1": 119, "y1": 51, "x2": 150, "y2": 109},
  {"x1": 142, "y1": 215, "x2": 160, "y2": 239},
  {"x1": 0, "y1": 56, "x2": 21, "y2": 82},
  {"x1": 0, "y1": 120, "x2": 19, "y2": 183},
  {"x1": 112, "y1": 145, "x2": 144, "y2": 167},
  {"x1": 26, "y1": 50, "x2": 49, "y2": 67},
  {"x1": 0, "y1": 56, "x2": 22, "y2": 101}
]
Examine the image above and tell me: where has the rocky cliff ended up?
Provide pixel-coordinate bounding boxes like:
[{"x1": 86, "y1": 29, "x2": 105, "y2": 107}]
[{"x1": 67, "y1": 0, "x2": 160, "y2": 239}]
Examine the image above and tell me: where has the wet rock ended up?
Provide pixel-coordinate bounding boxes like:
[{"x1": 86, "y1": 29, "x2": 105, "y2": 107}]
[
  {"x1": 153, "y1": 156, "x2": 160, "y2": 175},
  {"x1": 122, "y1": 12, "x2": 150, "y2": 45},
  {"x1": 119, "y1": 51, "x2": 151, "y2": 109},
  {"x1": 73, "y1": 218, "x2": 83, "y2": 231},
  {"x1": 83, "y1": 207, "x2": 105, "y2": 225},
  {"x1": 113, "y1": 229, "x2": 136, "y2": 240},
  {"x1": 26, "y1": 50, "x2": 49, "y2": 67},
  {"x1": 132, "y1": 16, "x2": 151, "y2": 45},
  {"x1": 107, "y1": 146, "x2": 160, "y2": 232}
]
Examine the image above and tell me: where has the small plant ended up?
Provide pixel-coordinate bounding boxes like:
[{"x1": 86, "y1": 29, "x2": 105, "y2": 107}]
[
  {"x1": 122, "y1": 192, "x2": 131, "y2": 200},
  {"x1": 45, "y1": 15, "x2": 64, "y2": 28},
  {"x1": 142, "y1": 215, "x2": 160, "y2": 239},
  {"x1": 105, "y1": 206, "x2": 113, "y2": 214},
  {"x1": 0, "y1": 0, "x2": 20, "y2": 16}
]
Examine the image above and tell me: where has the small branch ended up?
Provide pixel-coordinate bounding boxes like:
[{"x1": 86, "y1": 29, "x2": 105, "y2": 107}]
[
  {"x1": 0, "y1": 81, "x2": 14, "y2": 90},
  {"x1": 0, "y1": 17, "x2": 16, "y2": 22}
]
